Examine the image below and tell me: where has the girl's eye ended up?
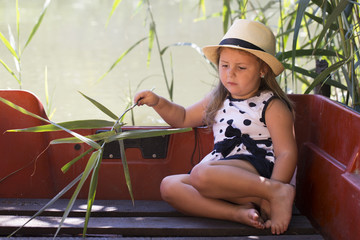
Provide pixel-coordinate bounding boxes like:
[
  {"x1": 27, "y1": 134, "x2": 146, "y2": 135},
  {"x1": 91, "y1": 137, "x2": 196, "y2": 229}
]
[
  {"x1": 238, "y1": 66, "x2": 246, "y2": 70},
  {"x1": 221, "y1": 64, "x2": 228, "y2": 68}
]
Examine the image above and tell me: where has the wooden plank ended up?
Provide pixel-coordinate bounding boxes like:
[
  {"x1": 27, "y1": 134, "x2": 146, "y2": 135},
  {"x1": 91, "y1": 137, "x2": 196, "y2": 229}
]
[
  {"x1": 0, "y1": 236, "x2": 324, "y2": 240},
  {"x1": 0, "y1": 199, "x2": 181, "y2": 217},
  {"x1": 0, "y1": 215, "x2": 318, "y2": 237},
  {"x1": 0, "y1": 199, "x2": 320, "y2": 238},
  {"x1": 0, "y1": 199, "x2": 301, "y2": 216}
]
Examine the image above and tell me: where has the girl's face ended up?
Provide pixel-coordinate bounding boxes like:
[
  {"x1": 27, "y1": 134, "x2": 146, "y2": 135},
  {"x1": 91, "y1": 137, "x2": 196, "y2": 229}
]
[{"x1": 218, "y1": 48, "x2": 264, "y2": 99}]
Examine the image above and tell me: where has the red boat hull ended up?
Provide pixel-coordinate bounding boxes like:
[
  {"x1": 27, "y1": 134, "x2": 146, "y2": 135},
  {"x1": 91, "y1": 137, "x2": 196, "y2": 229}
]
[{"x1": 0, "y1": 90, "x2": 359, "y2": 240}]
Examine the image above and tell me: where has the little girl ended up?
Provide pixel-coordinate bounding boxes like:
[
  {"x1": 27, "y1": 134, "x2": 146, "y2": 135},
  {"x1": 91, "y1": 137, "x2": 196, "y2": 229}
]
[{"x1": 134, "y1": 19, "x2": 297, "y2": 235}]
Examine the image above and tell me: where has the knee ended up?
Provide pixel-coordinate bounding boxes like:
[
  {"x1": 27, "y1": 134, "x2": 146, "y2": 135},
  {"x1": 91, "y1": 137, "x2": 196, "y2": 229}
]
[
  {"x1": 160, "y1": 175, "x2": 177, "y2": 202},
  {"x1": 190, "y1": 163, "x2": 212, "y2": 193}
]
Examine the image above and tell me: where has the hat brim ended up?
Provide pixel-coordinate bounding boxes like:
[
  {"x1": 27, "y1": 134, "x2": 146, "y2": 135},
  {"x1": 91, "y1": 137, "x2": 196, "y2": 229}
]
[{"x1": 203, "y1": 45, "x2": 284, "y2": 76}]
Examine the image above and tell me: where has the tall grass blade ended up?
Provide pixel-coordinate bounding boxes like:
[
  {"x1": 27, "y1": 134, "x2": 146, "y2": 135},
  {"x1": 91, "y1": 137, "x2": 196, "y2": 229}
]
[
  {"x1": 198, "y1": 0, "x2": 206, "y2": 17},
  {"x1": 8, "y1": 25, "x2": 20, "y2": 73},
  {"x1": 44, "y1": 66, "x2": 56, "y2": 119},
  {"x1": 115, "y1": 126, "x2": 134, "y2": 204},
  {"x1": 0, "y1": 97, "x2": 101, "y2": 149},
  {"x1": 23, "y1": 0, "x2": 51, "y2": 50},
  {"x1": 106, "y1": 0, "x2": 123, "y2": 27},
  {"x1": 314, "y1": 0, "x2": 349, "y2": 51},
  {"x1": 292, "y1": 0, "x2": 310, "y2": 87},
  {"x1": 16, "y1": 0, "x2": 20, "y2": 51},
  {"x1": 222, "y1": 0, "x2": 231, "y2": 34},
  {"x1": 0, "y1": 59, "x2": 20, "y2": 84},
  {"x1": 7, "y1": 173, "x2": 83, "y2": 237},
  {"x1": 97, "y1": 37, "x2": 147, "y2": 83},
  {"x1": 147, "y1": 23, "x2": 155, "y2": 66},
  {"x1": 54, "y1": 150, "x2": 102, "y2": 238},
  {"x1": 79, "y1": 91, "x2": 118, "y2": 120},
  {"x1": 83, "y1": 152, "x2": 102, "y2": 236}
]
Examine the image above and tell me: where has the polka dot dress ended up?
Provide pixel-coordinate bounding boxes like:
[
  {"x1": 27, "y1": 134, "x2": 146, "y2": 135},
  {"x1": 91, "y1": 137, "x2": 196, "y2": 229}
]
[{"x1": 200, "y1": 91, "x2": 277, "y2": 178}]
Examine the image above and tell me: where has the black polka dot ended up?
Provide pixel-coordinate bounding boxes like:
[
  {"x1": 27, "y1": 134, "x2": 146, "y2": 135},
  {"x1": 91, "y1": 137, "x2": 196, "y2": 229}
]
[
  {"x1": 227, "y1": 119, "x2": 234, "y2": 125},
  {"x1": 220, "y1": 129, "x2": 223, "y2": 133},
  {"x1": 239, "y1": 110, "x2": 245, "y2": 114},
  {"x1": 223, "y1": 109, "x2": 226, "y2": 113},
  {"x1": 229, "y1": 102, "x2": 233, "y2": 106},
  {"x1": 243, "y1": 119, "x2": 251, "y2": 126},
  {"x1": 249, "y1": 102, "x2": 256, "y2": 107},
  {"x1": 220, "y1": 118, "x2": 224, "y2": 122}
]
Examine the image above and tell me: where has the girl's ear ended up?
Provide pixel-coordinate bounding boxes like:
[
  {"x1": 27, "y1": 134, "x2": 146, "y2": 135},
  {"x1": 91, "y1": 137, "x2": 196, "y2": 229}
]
[{"x1": 260, "y1": 61, "x2": 270, "y2": 77}]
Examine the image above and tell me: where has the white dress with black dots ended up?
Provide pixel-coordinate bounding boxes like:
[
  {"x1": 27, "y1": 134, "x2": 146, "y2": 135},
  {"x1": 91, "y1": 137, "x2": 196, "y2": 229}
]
[{"x1": 200, "y1": 91, "x2": 277, "y2": 178}]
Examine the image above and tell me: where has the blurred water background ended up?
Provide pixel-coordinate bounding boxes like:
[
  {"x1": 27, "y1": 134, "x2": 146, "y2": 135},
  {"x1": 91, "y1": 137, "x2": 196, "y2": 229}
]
[{"x1": 0, "y1": 0, "x2": 279, "y2": 125}]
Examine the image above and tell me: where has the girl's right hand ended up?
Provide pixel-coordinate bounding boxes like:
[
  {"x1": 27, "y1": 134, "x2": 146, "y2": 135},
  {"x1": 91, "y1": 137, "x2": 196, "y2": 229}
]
[{"x1": 134, "y1": 90, "x2": 160, "y2": 107}]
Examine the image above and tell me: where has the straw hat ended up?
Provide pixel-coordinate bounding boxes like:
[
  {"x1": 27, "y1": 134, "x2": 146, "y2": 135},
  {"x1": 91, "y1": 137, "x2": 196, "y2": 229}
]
[{"x1": 203, "y1": 19, "x2": 284, "y2": 76}]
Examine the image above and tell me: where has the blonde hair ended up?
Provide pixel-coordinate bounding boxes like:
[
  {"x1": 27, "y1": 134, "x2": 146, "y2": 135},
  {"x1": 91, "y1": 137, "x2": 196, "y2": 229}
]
[{"x1": 204, "y1": 48, "x2": 294, "y2": 128}]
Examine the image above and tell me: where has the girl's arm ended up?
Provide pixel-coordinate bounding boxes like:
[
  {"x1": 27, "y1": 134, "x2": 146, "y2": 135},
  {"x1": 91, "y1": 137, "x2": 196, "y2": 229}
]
[
  {"x1": 265, "y1": 99, "x2": 298, "y2": 183},
  {"x1": 134, "y1": 90, "x2": 210, "y2": 128}
]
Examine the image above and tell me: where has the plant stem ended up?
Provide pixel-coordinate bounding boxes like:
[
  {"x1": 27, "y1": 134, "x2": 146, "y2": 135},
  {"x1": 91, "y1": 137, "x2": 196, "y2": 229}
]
[{"x1": 146, "y1": 0, "x2": 173, "y2": 101}]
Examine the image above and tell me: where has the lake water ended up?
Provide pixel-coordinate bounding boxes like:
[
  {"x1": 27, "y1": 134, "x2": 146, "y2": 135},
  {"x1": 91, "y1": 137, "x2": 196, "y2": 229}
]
[{"x1": 0, "y1": 0, "x2": 280, "y2": 125}]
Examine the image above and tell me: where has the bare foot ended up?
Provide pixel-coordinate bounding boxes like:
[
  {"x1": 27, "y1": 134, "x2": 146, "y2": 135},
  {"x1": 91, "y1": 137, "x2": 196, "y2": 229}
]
[
  {"x1": 269, "y1": 183, "x2": 295, "y2": 234},
  {"x1": 233, "y1": 203, "x2": 265, "y2": 229}
]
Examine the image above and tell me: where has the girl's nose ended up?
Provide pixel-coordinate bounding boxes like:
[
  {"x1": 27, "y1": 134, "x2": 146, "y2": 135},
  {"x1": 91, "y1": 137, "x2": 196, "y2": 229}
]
[{"x1": 228, "y1": 67, "x2": 235, "y2": 77}]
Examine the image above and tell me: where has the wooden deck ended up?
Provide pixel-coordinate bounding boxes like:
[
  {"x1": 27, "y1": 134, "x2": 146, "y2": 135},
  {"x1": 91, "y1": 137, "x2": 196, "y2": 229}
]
[{"x1": 0, "y1": 199, "x2": 323, "y2": 239}]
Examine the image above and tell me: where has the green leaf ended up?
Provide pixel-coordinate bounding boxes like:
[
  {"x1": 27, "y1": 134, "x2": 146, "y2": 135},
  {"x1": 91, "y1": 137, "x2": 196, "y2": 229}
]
[
  {"x1": 106, "y1": 0, "x2": 123, "y2": 27},
  {"x1": 0, "y1": 97, "x2": 101, "y2": 149},
  {"x1": 304, "y1": 12, "x2": 338, "y2": 31},
  {"x1": 8, "y1": 119, "x2": 115, "y2": 133},
  {"x1": 305, "y1": 59, "x2": 347, "y2": 94},
  {"x1": 52, "y1": 130, "x2": 116, "y2": 145},
  {"x1": 79, "y1": 91, "x2": 118, "y2": 120},
  {"x1": 106, "y1": 127, "x2": 192, "y2": 143},
  {"x1": 23, "y1": 0, "x2": 51, "y2": 50},
  {"x1": 61, "y1": 147, "x2": 95, "y2": 173},
  {"x1": 278, "y1": 49, "x2": 341, "y2": 60},
  {"x1": 97, "y1": 37, "x2": 147, "y2": 83},
  {"x1": 325, "y1": 79, "x2": 348, "y2": 90},
  {"x1": 283, "y1": 63, "x2": 317, "y2": 78},
  {"x1": 54, "y1": 150, "x2": 102, "y2": 238},
  {"x1": 0, "y1": 31, "x2": 19, "y2": 61}
]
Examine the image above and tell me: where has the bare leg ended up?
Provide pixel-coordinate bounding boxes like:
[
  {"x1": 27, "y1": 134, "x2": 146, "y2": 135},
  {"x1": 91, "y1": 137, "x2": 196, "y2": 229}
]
[
  {"x1": 160, "y1": 174, "x2": 265, "y2": 229},
  {"x1": 189, "y1": 160, "x2": 295, "y2": 235}
]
